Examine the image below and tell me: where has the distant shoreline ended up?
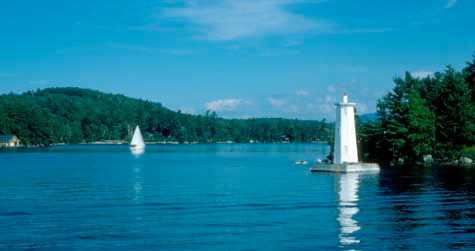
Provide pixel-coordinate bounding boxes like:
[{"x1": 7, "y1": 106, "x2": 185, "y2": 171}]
[
  {"x1": 11, "y1": 141, "x2": 329, "y2": 148},
  {"x1": 74, "y1": 140, "x2": 329, "y2": 146}
]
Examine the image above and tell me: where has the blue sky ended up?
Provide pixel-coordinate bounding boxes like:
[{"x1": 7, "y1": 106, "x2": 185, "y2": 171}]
[{"x1": 0, "y1": 0, "x2": 474, "y2": 120}]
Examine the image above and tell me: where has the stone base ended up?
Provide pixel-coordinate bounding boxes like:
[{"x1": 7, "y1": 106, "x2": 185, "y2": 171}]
[{"x1": 310, "y1": 163, "x2": 380, "y2": 173}]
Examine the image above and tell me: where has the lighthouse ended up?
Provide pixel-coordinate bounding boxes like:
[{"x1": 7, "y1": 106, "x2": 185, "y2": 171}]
[
  {"x1": 310, "y1": 94, "x2": 379, "y2": 172},
  {"x1": 334, "y1": 94, "x2": 358, "y2": 164}
]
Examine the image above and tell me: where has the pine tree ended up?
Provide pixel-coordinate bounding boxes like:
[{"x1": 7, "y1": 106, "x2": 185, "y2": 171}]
[{"x1": 406, "y1": 91, "x2": 435, "y2": 162}]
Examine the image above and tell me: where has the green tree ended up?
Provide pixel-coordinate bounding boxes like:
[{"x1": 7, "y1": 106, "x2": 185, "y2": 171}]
[
  {"x1": 433, "y1": 67, "x2": 473, "y2": 160},
  {"x1": 361, "y1": 55, "x2": 475, "y2": 165},
  {"x1": 406, "y1": 91, "x2": 435, "y2": 162}
]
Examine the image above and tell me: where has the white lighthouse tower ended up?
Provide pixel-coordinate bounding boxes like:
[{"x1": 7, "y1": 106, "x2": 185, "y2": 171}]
[
  {"x1": 334, "y1": 94, "x2": 358, "y2": 164},
  {"x1": 310, "y1": 94, "x2": 379, "y2": 172}
]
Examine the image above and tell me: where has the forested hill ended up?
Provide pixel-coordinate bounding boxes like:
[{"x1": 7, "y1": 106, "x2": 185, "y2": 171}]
[{"x1": 0, "y1": 88, "x2": 331, "y2": 146}]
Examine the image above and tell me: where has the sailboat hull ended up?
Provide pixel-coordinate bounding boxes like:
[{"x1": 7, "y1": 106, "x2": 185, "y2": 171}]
[
  {"x1": 130, "y1": 146, "x2": 145, "y2": 155},
  {"x1": 130, "y1": 145, "x2": 145, "y2": 150}
]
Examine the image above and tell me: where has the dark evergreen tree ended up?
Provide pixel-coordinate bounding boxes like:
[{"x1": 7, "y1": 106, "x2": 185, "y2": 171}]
[{"x1": 360, "y1": 54, "x2": 475, "y2": 165}]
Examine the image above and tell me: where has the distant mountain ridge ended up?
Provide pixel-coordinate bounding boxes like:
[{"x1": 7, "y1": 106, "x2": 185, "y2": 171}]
[{"x1": 0, "y1": 87, "x2": 331, "y2": 146}]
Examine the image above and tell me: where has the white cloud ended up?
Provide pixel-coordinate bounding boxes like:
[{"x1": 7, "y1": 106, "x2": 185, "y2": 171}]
[
  {"x1": 161, "y1": 0, "x2": 333, "y2": 41},
  {"x1": 267, "y1": 97, "x2": 287, "y2": 107},
  {"x1": 411, "y1": 71, "x2": 434, "y2": 78},
  {"x1": 446, "y1": 0, "x2": 456, "y2": 8},
  {"x1": 205, "y1": 98, "x2": 250, "y2": 112},
  {"x1": 296, "y1": 89, "x2": 309, "y2": 96}
]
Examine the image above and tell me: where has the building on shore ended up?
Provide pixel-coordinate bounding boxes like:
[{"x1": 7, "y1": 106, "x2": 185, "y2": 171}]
[{"x1": 0, "y1": 134, "x2": 20, "y2": 147}]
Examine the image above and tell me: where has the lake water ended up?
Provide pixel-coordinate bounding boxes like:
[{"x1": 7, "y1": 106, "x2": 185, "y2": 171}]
[{"x1": 0, "y1": 144, "x2": 473, "y2": 250}]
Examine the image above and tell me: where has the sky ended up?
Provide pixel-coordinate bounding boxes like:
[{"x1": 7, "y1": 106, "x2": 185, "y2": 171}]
[{"x1": 0, "y1": 0, "x2": 474, "y2": 120}]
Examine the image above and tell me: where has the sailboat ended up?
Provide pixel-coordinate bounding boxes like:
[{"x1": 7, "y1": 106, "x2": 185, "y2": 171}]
[{"x1": 130, "y1": 125, "x2": 145, "y2": 153}]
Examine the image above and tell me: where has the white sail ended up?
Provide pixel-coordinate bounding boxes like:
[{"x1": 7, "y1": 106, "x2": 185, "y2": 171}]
[{"x1": 130, "y1": 125, "x2": 145, "y2": 149}]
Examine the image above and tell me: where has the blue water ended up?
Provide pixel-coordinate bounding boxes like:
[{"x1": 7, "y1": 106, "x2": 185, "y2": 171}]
[{"x1": 0, "y1": 144, "x2": 473, "y2": 250}]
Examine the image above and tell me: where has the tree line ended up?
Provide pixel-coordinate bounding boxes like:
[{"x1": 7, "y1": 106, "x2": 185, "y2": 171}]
[
  {"x1": 0, "y1": 87, "x2": 330, "y2": 146},
  {"x1": 359, "y1": 54, "x2": 475, "y2": 165}
]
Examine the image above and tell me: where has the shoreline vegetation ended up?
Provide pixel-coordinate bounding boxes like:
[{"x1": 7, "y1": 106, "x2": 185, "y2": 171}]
[
  {"x1": 0, "y1": 87, "x2": 331, "y2": 147},
  {"x1": 54, "y1": 140, "x2": 329, "y2": 146},
  {"x1": 358, "y1": 54, "x2": 475, "y2": 168}
]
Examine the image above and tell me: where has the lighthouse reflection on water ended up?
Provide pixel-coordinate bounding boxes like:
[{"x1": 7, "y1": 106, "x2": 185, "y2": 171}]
[{"x1": 337, "y1": 173, "x2": 361, "y2": 247}]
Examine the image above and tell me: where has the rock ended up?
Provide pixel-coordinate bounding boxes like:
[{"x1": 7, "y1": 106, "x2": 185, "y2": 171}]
[
  {"x1": 423, "y1": 155, "x2": 433, "y2": 164},
  {"x1": 460, "y1": 156, "x2": 473, "y2": 164},
  {"x1": 397, "y1": 158, "x2": 405, "y2": 165}
]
